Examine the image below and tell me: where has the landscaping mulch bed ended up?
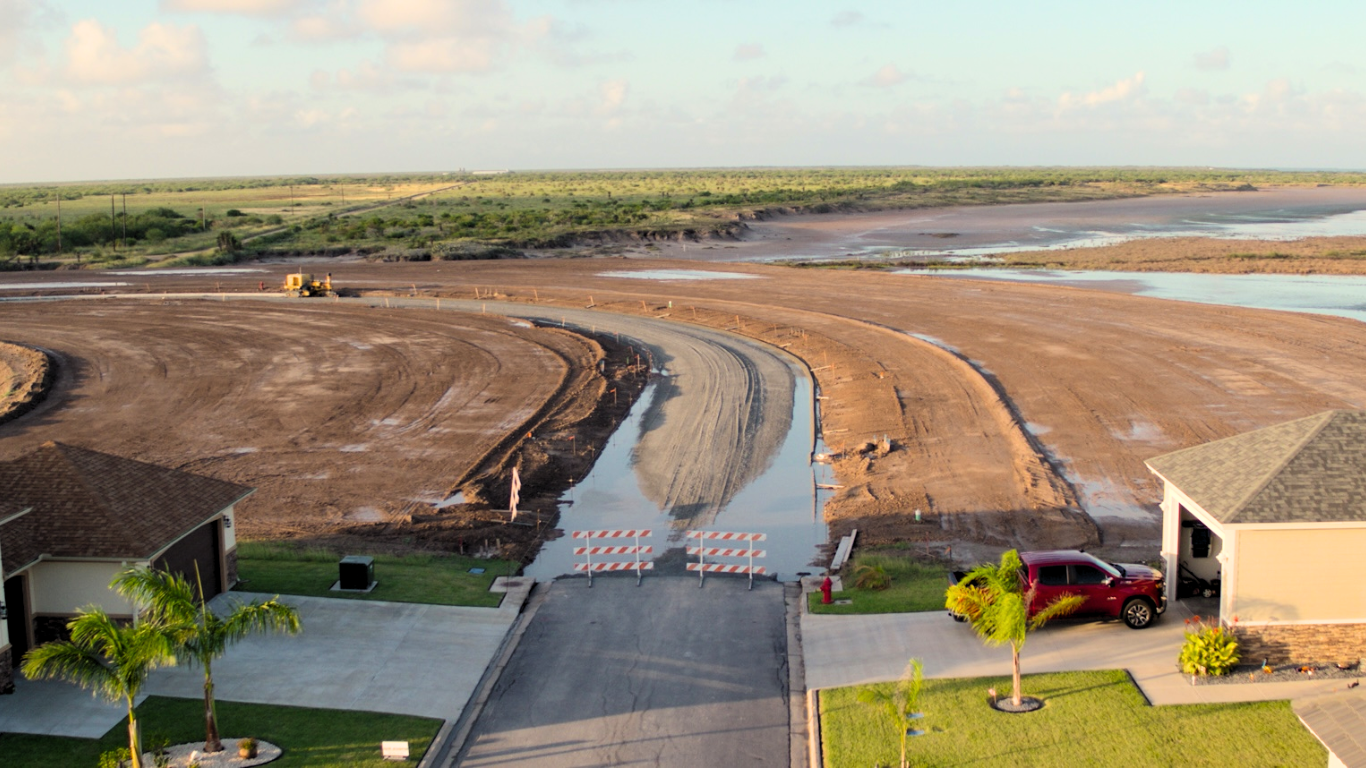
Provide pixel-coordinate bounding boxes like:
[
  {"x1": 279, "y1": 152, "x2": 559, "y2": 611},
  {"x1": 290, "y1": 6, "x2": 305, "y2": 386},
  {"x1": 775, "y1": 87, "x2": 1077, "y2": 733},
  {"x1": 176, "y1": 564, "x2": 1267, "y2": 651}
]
[{"x1": 1189, "y1": 661, "x2": 1366, "y2": 686}]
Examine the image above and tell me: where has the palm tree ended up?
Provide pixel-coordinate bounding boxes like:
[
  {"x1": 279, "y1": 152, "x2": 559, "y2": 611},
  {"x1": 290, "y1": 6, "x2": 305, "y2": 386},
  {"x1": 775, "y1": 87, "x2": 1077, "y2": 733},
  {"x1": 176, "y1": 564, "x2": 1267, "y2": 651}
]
[
  {"x1": 944, "y1": 549, "x2": 1083, "y2": 708},
  {"x1": 113, "y1": 566, "x2": 301, "y2": 753},
  {"x1": 857, "y1": 658, "x2": 924, "y2": 768},
  {"x1": 21, "y1": 608, "x2": 177, "y2": 768}
]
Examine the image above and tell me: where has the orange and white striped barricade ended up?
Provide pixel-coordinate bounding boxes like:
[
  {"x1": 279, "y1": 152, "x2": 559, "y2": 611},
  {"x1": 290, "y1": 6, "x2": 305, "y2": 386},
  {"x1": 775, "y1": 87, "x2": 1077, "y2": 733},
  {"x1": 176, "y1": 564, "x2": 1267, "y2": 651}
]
[
  {"x1": 570, "y1": 530, "x2": 653, "y2": 586},
  {"x1": 685, "y1": 531, "x2": 767, "y2": 590}
]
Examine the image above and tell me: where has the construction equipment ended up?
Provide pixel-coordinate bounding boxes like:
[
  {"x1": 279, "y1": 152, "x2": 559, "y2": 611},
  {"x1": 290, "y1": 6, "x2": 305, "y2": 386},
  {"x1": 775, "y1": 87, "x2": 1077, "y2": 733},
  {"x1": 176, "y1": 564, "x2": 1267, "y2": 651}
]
[{"x1": 282, "y1": 272, "x2": 336, "y2": 298}]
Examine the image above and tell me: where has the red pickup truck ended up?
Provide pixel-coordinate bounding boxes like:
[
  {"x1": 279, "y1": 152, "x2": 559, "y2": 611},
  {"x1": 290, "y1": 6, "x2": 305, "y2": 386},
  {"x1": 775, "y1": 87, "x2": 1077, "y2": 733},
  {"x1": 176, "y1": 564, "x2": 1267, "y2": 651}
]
[{"x1": 950, "y1": 550, "x2": 1166, "y2": 629}]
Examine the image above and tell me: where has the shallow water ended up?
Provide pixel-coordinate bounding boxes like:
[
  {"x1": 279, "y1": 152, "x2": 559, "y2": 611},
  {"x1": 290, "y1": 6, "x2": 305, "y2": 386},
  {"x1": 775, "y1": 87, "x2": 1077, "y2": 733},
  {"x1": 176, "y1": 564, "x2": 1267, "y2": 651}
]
[
  {"x1": 898, "y1": 269, "x2": 1366, "y2": 324},
  {"x1": 525, "y1": 372, "x2": 829, "y2": 582},
  {"x1": 598, "y1": 269, "x2": 760, "y2": 281},
  {"x1": 0, "y1": 281, "x2": 130, "y2": 290}
]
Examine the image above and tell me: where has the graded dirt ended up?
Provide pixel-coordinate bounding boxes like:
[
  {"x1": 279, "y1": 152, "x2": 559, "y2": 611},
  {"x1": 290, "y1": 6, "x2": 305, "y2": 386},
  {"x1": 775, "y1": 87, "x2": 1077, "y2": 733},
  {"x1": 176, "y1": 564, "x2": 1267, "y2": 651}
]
[{"x1": 4, "y1": 240, "x2": 1366, "y2": 564}]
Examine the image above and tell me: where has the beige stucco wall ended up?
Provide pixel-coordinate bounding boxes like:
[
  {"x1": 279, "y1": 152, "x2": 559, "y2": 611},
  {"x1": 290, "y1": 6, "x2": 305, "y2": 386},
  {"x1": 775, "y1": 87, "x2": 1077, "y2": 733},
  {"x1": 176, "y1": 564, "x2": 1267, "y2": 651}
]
[
  {"x1": 222, "y1": 506, "x2": 236, "y2": 551},
  {"x1": 1234, "y1": 528, "x2": 1366, "y2": 623},
  {"x1": 28, "y1": 560, "x2": 143, "y2": 617}
]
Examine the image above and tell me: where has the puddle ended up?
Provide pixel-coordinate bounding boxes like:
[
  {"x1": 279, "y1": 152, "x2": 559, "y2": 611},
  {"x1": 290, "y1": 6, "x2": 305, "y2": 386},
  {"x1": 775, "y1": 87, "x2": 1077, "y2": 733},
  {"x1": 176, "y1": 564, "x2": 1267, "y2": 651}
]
[
  {"x1": 526, "y1": 370, "x2": 827, "y2": 582},
  {"x1": 339, "y1": 444, "x2": 369, "y2": 452},
  {"x1": 597, "y1": 269, "x2": 761, "y2": 281},
  {"x1": 0, "y1": 282, "x2": 130, "y2": 290},
  {"x1": 230, "y1": 447, "x2": 258, "y2": 454},
  {"x1": 898, "y1": 269, "x2": 1366, "y2": 324},
  {"x1": 113, "y1": 268, "x2": 266, "y2": 275},
  {"x1": 436, "y1": 492, "x2": 466, "y2": 508},
  {"x1": 347, "y1": 506, "x2": 385, "y2": 522},
  {"x1": 1024, "y1": 422, "x2": 1052, "y2": 436}
]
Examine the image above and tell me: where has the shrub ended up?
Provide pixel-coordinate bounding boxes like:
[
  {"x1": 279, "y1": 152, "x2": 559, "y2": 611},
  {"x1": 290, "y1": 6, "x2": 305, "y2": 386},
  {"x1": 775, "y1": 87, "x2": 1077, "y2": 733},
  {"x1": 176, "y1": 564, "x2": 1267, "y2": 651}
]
[
  {"x1": 1179, "y1": 616, "x2": 1240, "y2": 676},
  {"x1": 852, "y1": 562, "x2": 891, "y2": 591},
  {"x1": 225, "y1": 209, "x2": 245, "y2": 217}
]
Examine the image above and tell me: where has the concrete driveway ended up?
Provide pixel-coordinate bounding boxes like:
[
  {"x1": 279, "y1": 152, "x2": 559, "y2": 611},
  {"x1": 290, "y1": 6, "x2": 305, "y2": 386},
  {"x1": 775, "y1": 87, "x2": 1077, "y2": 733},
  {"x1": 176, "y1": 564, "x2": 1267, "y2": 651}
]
[
  {"x1": 0, "y1": 588, "x2": 525, "y2": 738},
  {"x1": 802, "y1": 598, "x2": 1347, "y2": 705}
]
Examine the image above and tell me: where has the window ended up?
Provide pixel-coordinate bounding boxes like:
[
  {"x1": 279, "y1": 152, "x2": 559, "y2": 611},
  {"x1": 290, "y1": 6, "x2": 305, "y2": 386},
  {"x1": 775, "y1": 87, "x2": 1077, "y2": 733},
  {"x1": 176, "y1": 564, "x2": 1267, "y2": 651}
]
[
  {"x1": 1072, "y1": 565, "x2": 1108, "y2": 585},
  {"x1": 1037, "y1": 565, "x2": 1068, "y2": 586}
]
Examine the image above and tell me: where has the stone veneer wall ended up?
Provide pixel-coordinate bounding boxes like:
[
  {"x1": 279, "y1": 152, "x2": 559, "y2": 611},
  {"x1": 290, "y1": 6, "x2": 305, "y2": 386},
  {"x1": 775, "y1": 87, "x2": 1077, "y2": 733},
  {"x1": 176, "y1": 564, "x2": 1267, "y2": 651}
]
[
  {"x1": 225, "y1": 547, "x2": 238, "y2": 588},
  {"x1": 0, "y1": 646, "x2": 12, "y2": 695},
  {"x1": 1236, "y1": 623, "x2": 1366, "y2": 664}
]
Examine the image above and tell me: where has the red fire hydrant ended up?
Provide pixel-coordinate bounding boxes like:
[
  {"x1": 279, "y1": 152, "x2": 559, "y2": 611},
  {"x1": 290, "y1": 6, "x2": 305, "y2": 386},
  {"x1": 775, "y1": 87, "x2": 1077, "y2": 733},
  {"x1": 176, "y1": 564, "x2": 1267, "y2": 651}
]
[{"x1": 820, "y1": 575, "x2": 833, "y2": 604}]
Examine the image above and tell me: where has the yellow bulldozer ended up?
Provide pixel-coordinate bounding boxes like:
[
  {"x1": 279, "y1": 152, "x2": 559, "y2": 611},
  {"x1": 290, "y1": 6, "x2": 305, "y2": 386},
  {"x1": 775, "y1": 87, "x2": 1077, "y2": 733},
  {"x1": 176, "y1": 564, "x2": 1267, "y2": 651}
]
[{"x1": 282, "y1": 272, "x2": 337, "y2": 298}]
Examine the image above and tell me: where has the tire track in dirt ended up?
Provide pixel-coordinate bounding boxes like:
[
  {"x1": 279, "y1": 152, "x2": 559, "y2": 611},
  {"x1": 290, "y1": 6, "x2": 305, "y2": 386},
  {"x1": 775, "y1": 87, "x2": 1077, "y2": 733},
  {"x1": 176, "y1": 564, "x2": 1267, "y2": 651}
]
[
  {"x1": 0, "y1": 299, "x2": 587, "y2": 541},
  {"x1": 431, "y1": 300, "x2": 796, "y2": 534}
]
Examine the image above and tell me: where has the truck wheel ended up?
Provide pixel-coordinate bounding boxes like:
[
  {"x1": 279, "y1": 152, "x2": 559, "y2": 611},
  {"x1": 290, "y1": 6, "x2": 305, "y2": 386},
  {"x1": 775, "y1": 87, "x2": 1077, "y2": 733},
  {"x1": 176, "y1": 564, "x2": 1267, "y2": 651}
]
[
  {"x1": 950, "y1": 611, "x2": 967, "y2": 623},
  {"x1": 1121, "y1": 598, "x2": 1155, "y2": 629}
]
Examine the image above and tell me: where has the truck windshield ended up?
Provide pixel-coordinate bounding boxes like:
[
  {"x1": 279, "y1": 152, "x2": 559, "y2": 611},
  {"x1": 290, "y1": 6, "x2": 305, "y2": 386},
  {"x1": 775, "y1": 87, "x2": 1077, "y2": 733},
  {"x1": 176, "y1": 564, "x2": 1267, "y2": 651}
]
[{"x1": 1081, "y1": 553, "x2": 1122, "y2": 578}]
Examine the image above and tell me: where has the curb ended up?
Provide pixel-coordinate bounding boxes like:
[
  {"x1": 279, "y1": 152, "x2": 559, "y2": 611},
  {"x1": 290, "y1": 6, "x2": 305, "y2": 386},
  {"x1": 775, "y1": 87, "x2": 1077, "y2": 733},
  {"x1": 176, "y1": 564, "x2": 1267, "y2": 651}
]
[
  {"x1": 784, "y1": 582, "x2": 810, "y2": 768},
  {"x1": 437, "y1": 580, "x2": 550, "y2": 767}
]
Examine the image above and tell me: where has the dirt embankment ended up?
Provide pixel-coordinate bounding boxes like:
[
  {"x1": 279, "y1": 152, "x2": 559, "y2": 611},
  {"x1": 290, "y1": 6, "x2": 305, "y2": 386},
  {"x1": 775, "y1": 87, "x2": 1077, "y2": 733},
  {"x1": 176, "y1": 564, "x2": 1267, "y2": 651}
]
[{"x1": 0, "y1": 341, "x2": 52, "y2": 427}]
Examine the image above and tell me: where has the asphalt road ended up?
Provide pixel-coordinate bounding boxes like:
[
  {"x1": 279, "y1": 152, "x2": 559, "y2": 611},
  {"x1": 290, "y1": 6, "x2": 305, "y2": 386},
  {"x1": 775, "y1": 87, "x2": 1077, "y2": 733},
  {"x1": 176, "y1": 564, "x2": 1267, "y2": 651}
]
[{"x1": 457, "y1": 575, "x2": 790, "y2": 767}]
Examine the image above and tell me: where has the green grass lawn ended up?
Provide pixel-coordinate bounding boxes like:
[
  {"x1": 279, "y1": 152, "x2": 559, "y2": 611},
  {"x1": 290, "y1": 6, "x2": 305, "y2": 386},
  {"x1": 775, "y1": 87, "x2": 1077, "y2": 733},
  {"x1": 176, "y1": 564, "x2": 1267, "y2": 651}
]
[
  {"x1": 820, "y1": 669, "x2": 1325, "y2": 767},
  {"x1": 809, "y1": 553, "x2": 949, "y2": 615},
  {"x1": 235, "y1": 542, "x2": 518, "y2": 608},
  {"x1": 0, "y1": 696, "x2": 442, "y2": 768}
]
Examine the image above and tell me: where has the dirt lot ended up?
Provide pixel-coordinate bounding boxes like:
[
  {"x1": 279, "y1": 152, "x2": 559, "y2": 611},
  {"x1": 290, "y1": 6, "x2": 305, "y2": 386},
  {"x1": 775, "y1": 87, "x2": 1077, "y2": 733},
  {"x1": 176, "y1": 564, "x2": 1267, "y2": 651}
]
[
  {"x1": 0, "y1": 299, "x2": 648, "y2": 558},
  {"x1": 3, "y1": 248, "x2": 1365, "y2": 563}
]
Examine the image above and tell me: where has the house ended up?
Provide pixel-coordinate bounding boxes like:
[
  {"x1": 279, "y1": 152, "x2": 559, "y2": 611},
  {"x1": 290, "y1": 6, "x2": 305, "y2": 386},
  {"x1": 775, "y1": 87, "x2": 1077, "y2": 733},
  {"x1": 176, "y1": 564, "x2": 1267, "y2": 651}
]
[
  {"x1": 1293, "y1": 687, "x2": 1366, "y2": 768},
  {"x1": 1146, "y1": 410, "x2": 1366, "y2": 663},
  {"x1": 0, "y1": 442, "x2": 253, "y2": 694}
]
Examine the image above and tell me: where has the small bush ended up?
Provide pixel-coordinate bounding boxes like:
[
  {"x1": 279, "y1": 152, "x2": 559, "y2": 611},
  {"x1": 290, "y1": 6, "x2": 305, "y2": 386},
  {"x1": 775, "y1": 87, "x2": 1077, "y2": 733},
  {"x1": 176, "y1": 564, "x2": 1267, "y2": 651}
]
[
  {"x1": 852, "y1": 563, "x2": 891, "y2": 591},
  {"x1": 98, "y1": 747, "x2": 131, "y2": 768},
  {"x1": 1179, "y1": 616, "x2": 1240, "y2": 676},
  {"x1": 225, "y1": 209, "x2": 245, "y2": 217}
]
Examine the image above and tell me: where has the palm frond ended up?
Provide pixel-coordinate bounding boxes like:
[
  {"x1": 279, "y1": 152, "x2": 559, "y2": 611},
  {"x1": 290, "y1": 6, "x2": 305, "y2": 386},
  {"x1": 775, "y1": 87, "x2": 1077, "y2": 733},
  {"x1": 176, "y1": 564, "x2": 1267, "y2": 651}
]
[
  {"x1": 112, "y1": 567, "x2": 200, "y2": 625},
  {"x1": 20, "y1": 640, "x2": 118, "y2": 700},
  {"x1": 1029, "y1": 593, "x2": 1085, "y2": 629}
]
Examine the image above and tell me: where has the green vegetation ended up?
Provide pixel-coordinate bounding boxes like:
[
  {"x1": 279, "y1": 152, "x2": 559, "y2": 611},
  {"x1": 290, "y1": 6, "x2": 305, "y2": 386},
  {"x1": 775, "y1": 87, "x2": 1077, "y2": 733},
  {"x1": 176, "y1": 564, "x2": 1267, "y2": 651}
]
[
  {"x1": 856, "y1": 659, "x2": 925, "y2": 768},
  {"x1": 114, "y1": 566, "x2": 301, "y2": 753},
  {"x1": 808, "y1": 553, "x2": 951, "y2": 615},
  {"x1": 5, "y1": 167, "x2": 1366, "y2": 269},
  {"x1": 821, "y1": 670, "x2": 1324, "y2": 768},
  {"x1": 20, "y1": 610, "x2": 177, "y2": 768},
  {"x1": 0, "y1": 696, "x2": 442, "y2": 768},
  {"x1": 1179, "y1": 616, "x2": 1241, "y2": 677},
  {"x1": 234, "y1": 542, "x2": 517, "y2": 607},
  {"x1": 945, "y1": 549, "x2": 1083, "y2": 708}
]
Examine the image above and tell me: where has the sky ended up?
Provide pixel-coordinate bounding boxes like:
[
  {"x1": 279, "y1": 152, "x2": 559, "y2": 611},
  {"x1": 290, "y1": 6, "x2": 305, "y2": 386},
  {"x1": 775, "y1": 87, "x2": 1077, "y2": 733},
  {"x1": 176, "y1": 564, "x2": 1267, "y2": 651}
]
[{"x1": 2, "y1": 0, "x2": 1366, "y2": 183}]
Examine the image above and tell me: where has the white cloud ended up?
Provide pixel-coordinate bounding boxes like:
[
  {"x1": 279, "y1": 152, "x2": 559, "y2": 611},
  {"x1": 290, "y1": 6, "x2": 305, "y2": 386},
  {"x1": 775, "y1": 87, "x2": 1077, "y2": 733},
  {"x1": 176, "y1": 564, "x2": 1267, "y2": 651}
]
[
  {"x1": 162, "y1": 0, "x2": 305, "y2": 15},
  {"x1": 0, "y1": 0, "x2": 57, "y2": 67},
  {"x1": 291, "y1": 13, "x2": 362, "y2": 41},
  {"x1": 862, "y1": 64, "x2": 907, "y2": 88},
  {"x1": 1194, "y1": 46, "x2": 1229, "y2": 71},
  {"x1": 733, "y1": 43, "x2": 764, "y2": 61},
  {"x1": 63, "y1": 19, "x2": 209, "y2": 86},
  {"x1": 1058, "y1": 71, "x2": 1146, "y2": 109},
  {"x1": 598, "y1": 78, "x2": 627, "y2": 114}
]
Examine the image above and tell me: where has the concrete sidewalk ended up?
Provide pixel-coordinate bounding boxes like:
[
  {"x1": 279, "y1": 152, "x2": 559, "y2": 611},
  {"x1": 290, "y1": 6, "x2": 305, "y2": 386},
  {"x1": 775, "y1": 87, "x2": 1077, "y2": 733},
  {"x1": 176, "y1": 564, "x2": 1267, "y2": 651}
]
[
  {"x1": 0, "y1": 582, "x2": 531, "y2": 739},
  {"x1": 801, "y1": 597, "x2": 1348, "y2": 704}
]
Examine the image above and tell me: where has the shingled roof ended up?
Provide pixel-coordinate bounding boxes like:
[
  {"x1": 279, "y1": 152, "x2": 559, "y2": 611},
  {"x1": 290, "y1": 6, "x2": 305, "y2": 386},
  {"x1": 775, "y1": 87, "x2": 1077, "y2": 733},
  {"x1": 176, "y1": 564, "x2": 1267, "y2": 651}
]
[
  {"x1": 1145, "y1": 410, "x2": 1366, "y2": 525},
  {"x1": 0, "y1": 442, "x2": 253, "y2": 577}
]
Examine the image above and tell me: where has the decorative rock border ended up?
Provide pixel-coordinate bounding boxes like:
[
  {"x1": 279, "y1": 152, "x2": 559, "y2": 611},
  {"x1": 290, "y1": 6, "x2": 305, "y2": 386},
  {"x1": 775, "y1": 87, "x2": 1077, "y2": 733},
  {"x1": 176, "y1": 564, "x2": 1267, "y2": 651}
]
[
  {"x1": 143, "y1": 738, "x2": 281, "y2": 767},
  {"x1": 991, "y1": 696, "x2": 1044, "y2": 713}
]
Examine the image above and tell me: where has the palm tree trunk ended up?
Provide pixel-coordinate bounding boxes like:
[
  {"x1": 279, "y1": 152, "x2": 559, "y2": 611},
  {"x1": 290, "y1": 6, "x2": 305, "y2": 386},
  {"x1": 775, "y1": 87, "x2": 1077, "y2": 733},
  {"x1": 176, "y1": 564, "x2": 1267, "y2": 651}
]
[
  {"x1": 126, "y1": 697, "x2": 143, "y2": 768},
  {"x1": 203, "y1": 661, "x2": 223, "y2": 753},
  {"x1": 1012, "y1": 642, "x2": 1023, "y2": 707}
]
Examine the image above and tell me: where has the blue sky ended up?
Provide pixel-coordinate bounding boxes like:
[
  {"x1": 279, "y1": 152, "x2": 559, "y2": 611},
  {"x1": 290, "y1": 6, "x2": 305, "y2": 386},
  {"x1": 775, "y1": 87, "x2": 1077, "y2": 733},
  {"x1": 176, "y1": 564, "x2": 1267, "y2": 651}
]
[{"x1": 2, "y1": 0, "x2": 1365, "y2": 183}]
